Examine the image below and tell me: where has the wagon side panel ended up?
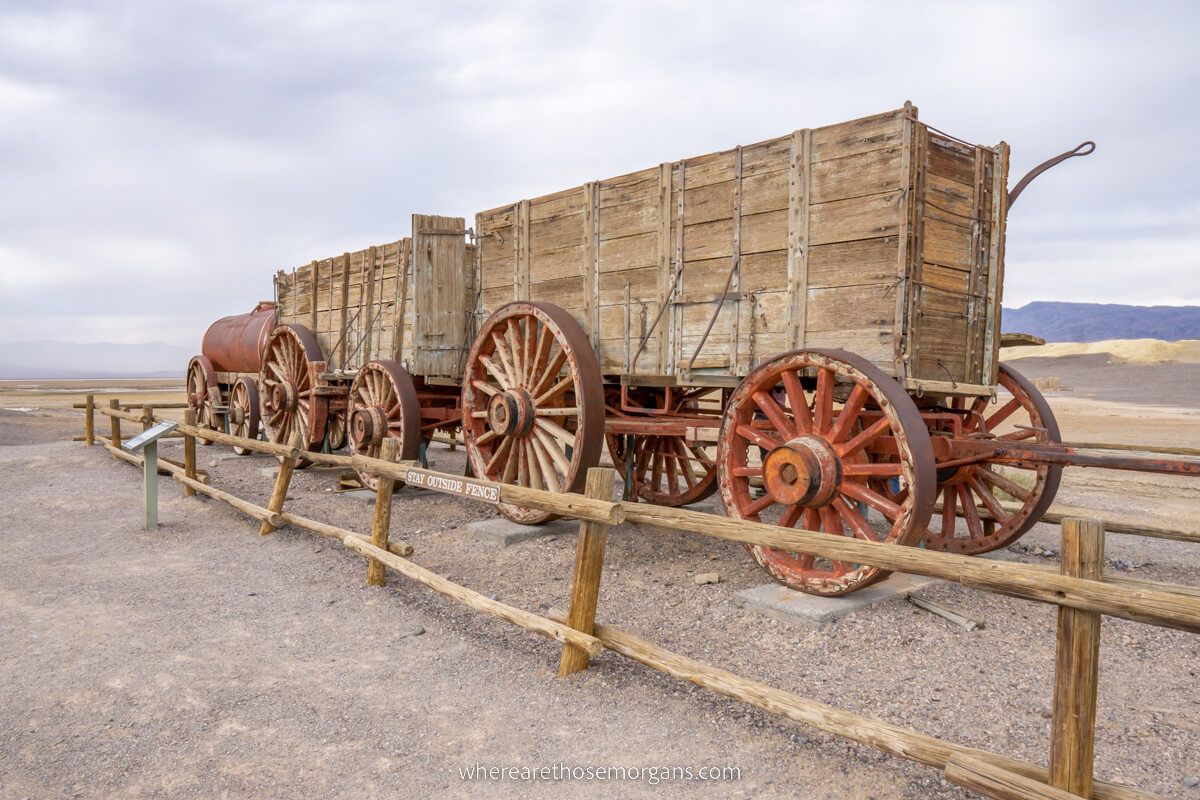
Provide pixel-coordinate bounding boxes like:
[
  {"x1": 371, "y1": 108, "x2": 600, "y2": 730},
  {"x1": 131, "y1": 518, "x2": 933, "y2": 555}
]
[
  {"x1": 906, "y1": 125, "x2": 1006, "y2": 394},
  {"x1": 411, "y1": 215, "x2": 474, "y2": 379}
]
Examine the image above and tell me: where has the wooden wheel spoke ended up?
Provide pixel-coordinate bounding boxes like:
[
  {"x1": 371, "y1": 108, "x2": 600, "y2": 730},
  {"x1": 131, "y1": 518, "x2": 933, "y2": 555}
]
[
  {"x1": 479, "y1": 355, "x2": 511, "y2": 392},
  {"x1": 476, "y1": 429, "x2": 498, "y2": 446},
  {"x1": 940, "y1": 485, "x2": 957, "y2": 539},
  {"x1": 534, "y1": 427, "x2": 572, "y2": 478},
  {"x1": 742, "y1": 492, "x2": 775, "y2": 516},
  {"x1": 735, "y1": 423, "x2": 780, "y2": 451},
  {"x1": 752, "y1": 390, "x2": 795, "y2": 438},
  {"x1": 535, "y1": 374, "x2": 573, "y2": 405},
  {"x1": 780, "y1": 370, "x2": 812, "y2": 434},
  {"x1": 535, "y1": 417, "x2": 576, "y2": 449},
  {"x1": 833, "y1": 497, "x2": 875, "y2": 543},
  {"x1": 986, "y1": 397, "x2": 1022, "y2": 430},
  {"x1": 504, "y1": 319, "x2": 524, "y2": 384},
  {"x1": 958, "y1": 484, "x2": 984, "y2": 541},
  {"x1": 777, "y1": 504, "x2": 803, "y2": 529},
  {"x1": 835, "y1": 416, "x2": 890, "y2": 458},
  {"x1": 813, "y1": 367, "x2": 834, "y2": 433},
  {"x1": 977, "y1": 466, "x2": 1033, "y2": 502},
  {"x1": 532, "y1": 348, "x2": 567, "y2": 398},
  {"x1": 827, "y1": 383, "x2": 869, "y2": 444},
  {"x1": 485, "y1": 435, "x2": 514, "y2": 475},
  {"x1": 967, "y1": 473, "x2": 1009, "y2": 522},
  {"x1": 470, "y1": 378, "x2": 501, "y2": 399},
  {"x1": 841, "y1": 462, "x2": 902, "y2": 478},
  {"x1": 840, "y1": 481, "x2": 901, "y2": 521}
]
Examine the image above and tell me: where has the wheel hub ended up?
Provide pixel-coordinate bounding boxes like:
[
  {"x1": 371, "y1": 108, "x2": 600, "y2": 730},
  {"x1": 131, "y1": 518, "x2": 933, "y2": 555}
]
[
  {"x1": 271, "y1": 382, "x2": 297, "y2": 412},
  {"x1": 230, "y1": 405, "x2": 245, "y2": 425},
  {"x1": 487, "y1": 390, "x2": 535, "y2": 437},
  {"x1": 762, "y1": 435, "x2": 842, "y2": 507},
  {"x1": 351, "y1": 406, "x2": 386, "y2": 446}
]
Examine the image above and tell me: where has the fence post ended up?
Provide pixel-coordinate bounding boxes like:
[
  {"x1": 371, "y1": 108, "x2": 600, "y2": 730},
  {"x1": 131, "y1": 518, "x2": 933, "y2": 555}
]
[
  {"x1": 182, "y1": 409, "x2": 198, "y2": 497},
  {"x1": 367, "y1": 437, "x2": 399, "y2": 587},
  {"x1": 108, "y1": 398, "x2": 121, "y2": 450},
  {"x1": 1049, "y1": 517, "x2": 1104, "y2": 797},
  {"x1": 559, "y1": 467, "x2": 616, "y2": 677},
  {"x1": 260, "y1": 431, "x2": 303, "y2": 535},
  {"x1": 84, "y1": 394, "x2": 95, "y2": 446},
  {"x1": 141, "y1": 406, "x2": 154, "y2": 431}
]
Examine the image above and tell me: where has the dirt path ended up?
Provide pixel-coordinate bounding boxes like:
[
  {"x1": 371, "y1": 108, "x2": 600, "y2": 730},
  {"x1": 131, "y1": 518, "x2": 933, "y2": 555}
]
[{"x1": 1, "y1": 413, "x2": 1198, "y2": 798}]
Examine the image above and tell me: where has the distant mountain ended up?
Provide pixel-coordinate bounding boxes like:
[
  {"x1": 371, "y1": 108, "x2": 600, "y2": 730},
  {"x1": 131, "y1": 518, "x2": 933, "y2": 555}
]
[
  {"x1": 1003, "y1": 302, "x2": 1200, "y2": 343},
  {"x1": 0, "y1": 340, "x2": 192, "y2": 379}
]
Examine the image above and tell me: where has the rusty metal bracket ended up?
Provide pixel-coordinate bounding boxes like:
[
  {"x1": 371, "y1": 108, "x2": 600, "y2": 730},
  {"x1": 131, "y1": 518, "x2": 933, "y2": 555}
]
[{"x1": 1007, "y1": 141, "x2": 1095, "y2": 208}]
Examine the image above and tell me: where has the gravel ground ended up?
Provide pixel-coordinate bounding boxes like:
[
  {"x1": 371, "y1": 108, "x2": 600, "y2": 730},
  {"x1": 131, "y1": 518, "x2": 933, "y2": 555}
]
[{"x1": 1, "y1": 409, "x2": 1198, "y2": 799}]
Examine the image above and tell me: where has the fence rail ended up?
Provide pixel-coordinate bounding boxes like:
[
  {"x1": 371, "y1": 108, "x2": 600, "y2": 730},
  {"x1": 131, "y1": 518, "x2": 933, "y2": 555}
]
[{"x1": 77, "y1": 394, "x2": 1196, "y2": 800}]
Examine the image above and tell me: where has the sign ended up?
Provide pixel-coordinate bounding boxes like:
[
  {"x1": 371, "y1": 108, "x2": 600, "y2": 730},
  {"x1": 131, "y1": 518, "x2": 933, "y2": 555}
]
[
  {"x1": 404, "y1": 468, "x2": 501, "y2": 504},
  {"x1": 123, "y1": 420, "x2": 179, "y2": 452}
]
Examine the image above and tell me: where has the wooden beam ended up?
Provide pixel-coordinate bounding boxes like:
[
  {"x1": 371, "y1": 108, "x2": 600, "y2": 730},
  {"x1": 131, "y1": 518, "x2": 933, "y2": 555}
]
[
  {"x1": 277, "y1": 509, "x2": 412, "y2": 558},
  {"x1": 618, "y1": 502, "x2": 1200, "y2": 634},
  {"x1": 309, "y1": 259, "x2": 319, "y2": 334},
  {"x1": 1050, "y1": 518, "x2": 1104, "y2": 797},
  {"x1": 946, "y1": 755, "x2": 1082, "y2": 800},
  {"x1": 787, "y1": 128, "x2": 812, "y2": 349},
  {"x1": 341, "y1": 535, "x2": 602, "y2": 657},
  {"x1": 84, "y1": 394, "x2": 94, "y2": 446},
  {"x1": 546, "y1": 611, "x2": 1157, "y2": 800},
  {"x1": 173, "y1": 471, "x2": 282, "y2": 528},
  {"x1": 182, "y1": 409, "x2": 198, "y2": 497},
  {"x1": 108, "y1": 398, "x2": 121, "y2": 450},
  {"x1": 367, "y1": 438, "x2": 398, "y2": 587},
  {"x1": 260, "y1": 431, "x2": 302, "y2": 535},
  {"x1": 559, "y1": 467, "x2": 616, "y2": 676}
]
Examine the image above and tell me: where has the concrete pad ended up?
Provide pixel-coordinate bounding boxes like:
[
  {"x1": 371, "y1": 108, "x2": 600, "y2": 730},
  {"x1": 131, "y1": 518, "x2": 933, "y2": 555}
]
[
  {"x1": 734, "y1": 549, "x2": 1021, "y2": 629},
  {"x1": 466, "y1": 516, "x2": 577, "y2": 548},
  {"x1": 734, "y1": 572, "x2": 945, "y2": 630}
]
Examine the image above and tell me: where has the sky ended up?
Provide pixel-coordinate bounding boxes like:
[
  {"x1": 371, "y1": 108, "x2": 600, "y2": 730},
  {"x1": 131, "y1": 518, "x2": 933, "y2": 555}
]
[{"x1": 0, "y1": 0, "x2": 1197, "y2": 347}]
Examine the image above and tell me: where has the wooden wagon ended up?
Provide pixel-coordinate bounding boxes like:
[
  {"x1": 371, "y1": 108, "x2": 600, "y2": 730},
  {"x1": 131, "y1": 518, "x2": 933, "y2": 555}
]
[
  {"x1": 187, "y1": 217, "x2": 476, "y2": 484},
  {"x1": 461, "y1": 102, "x2": 1100, "y2": 594}
]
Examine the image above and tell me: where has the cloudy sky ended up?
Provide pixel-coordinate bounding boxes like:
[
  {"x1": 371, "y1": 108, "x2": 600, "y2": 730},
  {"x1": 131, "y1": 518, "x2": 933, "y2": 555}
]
[{"x1": 0, "y1": 0, "x2": 1196, "y2": 347}]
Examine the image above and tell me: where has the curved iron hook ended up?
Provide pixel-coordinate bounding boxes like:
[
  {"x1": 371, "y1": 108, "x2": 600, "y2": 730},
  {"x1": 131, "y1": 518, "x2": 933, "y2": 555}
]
[{"x1": 1007, "y1": 140, "x2": 1095, "y2": 209}]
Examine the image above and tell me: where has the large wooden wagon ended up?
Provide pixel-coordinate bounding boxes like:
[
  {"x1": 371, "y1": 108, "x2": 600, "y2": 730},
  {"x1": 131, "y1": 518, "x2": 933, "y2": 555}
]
[{"x1": 461, "y1": 103, "x2": 1102, "y2": 594}]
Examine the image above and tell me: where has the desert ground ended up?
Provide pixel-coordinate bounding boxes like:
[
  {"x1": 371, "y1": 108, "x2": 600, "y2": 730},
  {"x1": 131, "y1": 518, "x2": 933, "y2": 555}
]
[{"x1": 1, "y1": 361, "x2": 1198, "y2": 799}]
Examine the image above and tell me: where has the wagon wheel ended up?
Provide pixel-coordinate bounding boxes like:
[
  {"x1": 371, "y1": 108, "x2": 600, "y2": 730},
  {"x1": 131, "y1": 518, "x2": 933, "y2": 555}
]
[
  {"x1": 922, "y1": 363, "x2": 1062, "y2": 554},
  {"x1": 717, "y1": 349, "x2": 936, "y2": 596},
  {"x1": 259, "y1": 324, "x2": 328, "y2": 459},
  {"x1": 605, "y1": 388, "x2": 719, "y2": 507},
  {"x1": 185, "y1": 355, "x2": 222, "y2": 446},
  {"x1": 461, "y1": 302, "x2": 604, "y2": 525},
  {"x1": 228, "y1": 377, "x2": 261, "y2": 455},
  {"x1": 348, "y1": 360, "x2": 422, "y2": 491},
  {"x1": 325, "y1": 411, "x2": 349, "y2": 452}
]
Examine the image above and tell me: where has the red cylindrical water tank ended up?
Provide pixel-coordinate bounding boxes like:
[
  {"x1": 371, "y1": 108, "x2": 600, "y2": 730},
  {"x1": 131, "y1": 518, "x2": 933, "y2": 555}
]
[{"x1": 201, "y1": 301, "x2": 276, "y2": 373}]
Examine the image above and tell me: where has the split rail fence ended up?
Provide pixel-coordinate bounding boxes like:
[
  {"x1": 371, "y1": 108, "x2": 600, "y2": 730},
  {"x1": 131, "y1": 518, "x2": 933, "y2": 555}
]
[{"x1": 80, "y1": 395, "x2": 1200, "y2": 800}]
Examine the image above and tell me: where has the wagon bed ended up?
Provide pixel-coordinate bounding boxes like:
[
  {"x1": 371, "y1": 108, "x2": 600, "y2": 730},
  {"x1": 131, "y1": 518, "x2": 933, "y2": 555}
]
[{"x1": 476, "y1": 103, "x2": 1007, "y2": 395}]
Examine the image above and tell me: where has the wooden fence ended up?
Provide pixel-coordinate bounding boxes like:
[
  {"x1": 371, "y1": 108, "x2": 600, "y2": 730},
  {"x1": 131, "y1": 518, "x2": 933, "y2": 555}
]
[{"x1": 80, "y1": 396, "x2": 1198, "y2": 800}]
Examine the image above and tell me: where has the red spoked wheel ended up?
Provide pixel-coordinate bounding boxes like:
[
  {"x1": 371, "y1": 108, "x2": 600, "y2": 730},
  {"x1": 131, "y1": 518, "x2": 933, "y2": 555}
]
[
  {"x1": 461, "y1": 302, "x2": 604, "y2": 525},
  {"x1": 228, "y1": 377, "x2": 261, "y2": 455},
  {"x1": 325, "y1": 411, "x2": 349, "y2": 452},
  {"x1": 922, "y1": 363, "x2": 1062, "y2": 554},
  {"x1": 348, "y1": 360, "x2": 422, "y2": 491},
  {"x1": 717, "y1": 349, "x2": 936, "y2": 596},
  {"x1": 259, "y1": 324, "x2": 328, "y2": 456},
  {"x1": 185, "y1": 355, "x2": 222, "y2": 445},
  {"x1": 605, "y1": 387, "x2": 719, "y2": 507}
]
